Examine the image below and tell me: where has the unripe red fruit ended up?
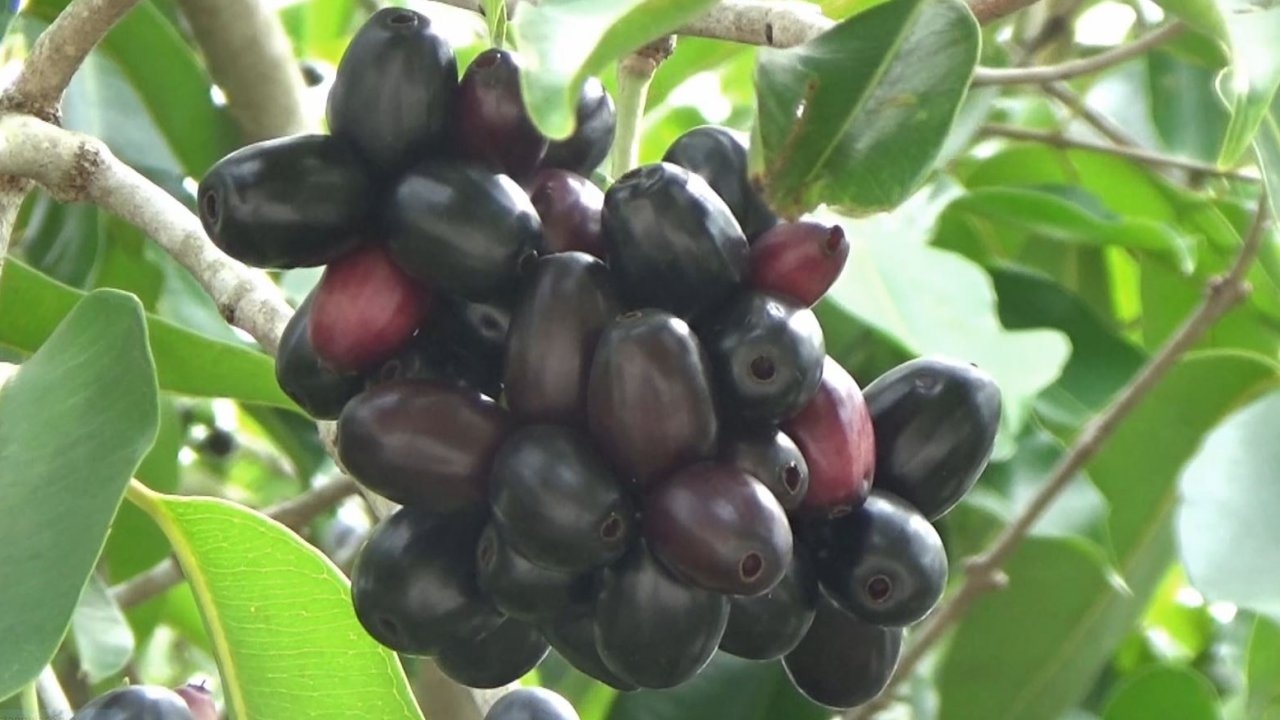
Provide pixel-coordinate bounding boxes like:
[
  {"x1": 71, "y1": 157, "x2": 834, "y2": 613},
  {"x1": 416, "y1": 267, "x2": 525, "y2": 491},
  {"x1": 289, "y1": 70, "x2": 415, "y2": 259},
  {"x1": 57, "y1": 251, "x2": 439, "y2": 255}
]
[
  {"x1": 749, "y1": 221, "x2": 849, "y2": 307},
  {"x1": 782, "y1": 357, "x2": 875, "y2": 516}
]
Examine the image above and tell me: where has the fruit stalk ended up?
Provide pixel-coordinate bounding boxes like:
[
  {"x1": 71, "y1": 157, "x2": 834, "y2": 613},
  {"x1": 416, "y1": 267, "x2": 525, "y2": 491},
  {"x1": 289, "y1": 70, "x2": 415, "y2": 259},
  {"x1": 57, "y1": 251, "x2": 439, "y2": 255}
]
[
  {"x1": 843, "y1": 193, "x2": 1272, "y2": 719},
  {"x1": 37, "y1": 665, "x2": 73, "y2": 719},
  {"x1": 609, "y1": 36, "x2": 674, "y2": 179}
]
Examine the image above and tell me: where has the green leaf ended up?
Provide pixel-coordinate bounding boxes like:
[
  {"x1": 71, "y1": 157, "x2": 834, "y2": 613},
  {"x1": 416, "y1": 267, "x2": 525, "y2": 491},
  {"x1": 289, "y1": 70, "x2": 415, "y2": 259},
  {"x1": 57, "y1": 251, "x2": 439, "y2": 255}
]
[
  {"x1": 1245, "y1": 617, "x2": 1280, "y2": 719},
  {"x1": 0, "y1": 260, "x2": 295, "y2": 410},
  {"x1": 752, "y1": 0, "x2": 979, "y2": 217},
  {"x1": 991, "y1": 268, "x2": 1147, "y2": 429},
  {"x1": 607, "y1": 654, "x2": 827, "y2": 720},
  {"x1": 125, "y1": 487, "x2": 424, "y2": 720},
  {"x1": 25, "y1": 0, "x2": 239, "y2": 177},
  {"x1": 1177, "y1": 388, "x2": 1280, "y2": 621},
  {"x1": 1147, "y1": 49, "x2": 1232, "y2": 164},
  {"x1": 938, "y1": 352, "x2": 1278, "y2": 720},
  {"x1": 824, "y1": 236, "x2": 1070, "y2": 458},
  {"x1": 0, "y1": 290, "x2": 158, "y2": 699},
  {"x1": 483, "y1": 0, "x2": 510, "y2": 47},
  {"x1": 512, "y1": 0, "x2": 720, "y2": 139},
  {"x1": 946, "y1": 187, "x2": 1197, "y2": 273},
  {"x1": 1218, "y1": 5, "x2": 1280, "y2": 163},
  {"x1": 1103, "y1": 666, "x2": 1221, "y2": 720},
  {"x1": 70, "y1": 574, "x2": 136, "y2": 684},
  {"x1": 1153, "y1": 0, "x2": 1229, "y2": 42},
  {"x1": 1257, "y1": 98, "x2": 1280, "y2": 223}
]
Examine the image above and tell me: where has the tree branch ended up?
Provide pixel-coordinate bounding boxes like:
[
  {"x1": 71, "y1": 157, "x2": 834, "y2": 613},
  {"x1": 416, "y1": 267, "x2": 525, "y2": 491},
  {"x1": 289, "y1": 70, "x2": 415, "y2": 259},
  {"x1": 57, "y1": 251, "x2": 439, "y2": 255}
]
[
  {"x1": 981, "y1": 123, "x2": 1260, "y2": 182},
  {"x1": 1042, "y1": 80, "x2": 1140, "y2": 149},
  {"x1": 0, "y1": 114, "x2": 292, "y2": 352},
  {"x1": 972, "y1": 22, "x2": 1183, "y2": 86},
  {"x1": 845, "y1": 192, "x2": 1273, "y2": 719},
  {"x1": 174, "y1": 0, "x2": 313, "y2": 141},
  {"x1": 0, "y1": 0, "x2": 143, "y2": 120},
  {"x1": 969, "y1": 0, "x2": 1047, "y2": 24},
  {"x1": 112, "y1": 476, "x2": 359, "y2": 608},
  {"x1": 37, "y1": 665, "x2": 73, "y2": 720}
]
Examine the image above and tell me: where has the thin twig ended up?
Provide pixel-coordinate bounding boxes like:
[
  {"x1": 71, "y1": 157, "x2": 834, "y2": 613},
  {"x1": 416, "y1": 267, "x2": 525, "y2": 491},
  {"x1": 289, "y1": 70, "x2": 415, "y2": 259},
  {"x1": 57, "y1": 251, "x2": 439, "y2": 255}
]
[
  {"x1": 0, "y1": 0, "x2": 143, "y2": 119},
  {"x1": 973, "y1": 22, "x2": 1183, "y2": 86},
  {"x1": 981, "y1": 124, "x2": 1260, "y2": 182},
  {"x1": 111, "y1": 476, "x2": 359, "y2": 608},
  {"x1": 970, "y1": 0, "x2": 1049, "y2": 24},
  {"x1": 846, "y1": 194, "x2": 1272, "y2": 719},
  {"x1": 174, "y1": 0, "x2": 313, "y2": 141},
  {"x1": 1042, "y1": 80, "x2": 1140, "y2": 148}
]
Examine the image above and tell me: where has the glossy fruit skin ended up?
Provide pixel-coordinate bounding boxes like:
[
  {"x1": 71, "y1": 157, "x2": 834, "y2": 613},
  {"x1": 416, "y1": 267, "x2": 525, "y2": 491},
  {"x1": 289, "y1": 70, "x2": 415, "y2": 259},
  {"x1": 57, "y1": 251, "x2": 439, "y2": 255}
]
[
  {"x1": 71, "y1": 685, "x2": 195, "y2": 720},
  {"x1": 388, "y1": 162, "x2": 544, "y2": 302},
  {"x1": 275, "y1": 293, "x2": 365, "y2": 420},
  {"x1": 782, "y1": 357, "x2": 876, "y2": 517},
  {"x1": 864, "y1": 356, "x2": 1002, "y2": 519},
  {"x1": 197, "y1": 134, "x2": 371, "y2": 268},
  {"x1": 308, "y1": 244, "x2": 431, "y2": 372},
  {"x1": 587, "y1": 310, "x2": 719, "y2": 485},
  {"x1": 350, "y1": 506, "x2": 502, "y2": 656},
  {"x1": 719, "y1": 545, "x2": 818, "y2": 660},
  {"x1": 594, "y1": 542, "x2": 729, "y2": 689},
  {"x1": 172, "y1": 684, "x2": 216, "y2": 720},
  {"x1": 337, "y1": 380, "x2": 508, "y2": 510},
  {"x1": 327, "y1": 8, "x2": 457, "y2": 176},
  {"x1": 484, "y1": 687, "x2": 581, "y2": 720},
  {"x1": 721, "y1": 428, "x2": 810, "y2": 510},
  {"x1": 644, "y1": 462, "x2": 793, "y2": 596},
  {"x1": 442, "y1": 293, "x2": 515, "y2": 363},
  {"x1": 456, "y1": 48, "x2": 546, "y2": 179},
  {"x1": 489, "y1": 424, "x2": 635, "y2": 572},
  {"x1": 436, "y1": 617, "x2": 550, "y2": 689},
  {"x1": 602, "y1": 163, "x2": 748, "y2": 320},
  {"x1": 749, "y1": 221, "x2": 849, "y2": 307},
  {"x1": 528, "y1": 170, "x2": 606, "y2": 258},
  {"x1": 505, "y1": 253, "x2": 619, "y2": 424},
  {"x1": 476, "y1": 522, "x2": 585, "y2": 622},
  {"x1": 705, "y1": 291, "x2": 825, "y2": 425},
  {"x1": 540, "y1": 77, "x2": 616, "y2": 176},
  {"x1": 662, "y1": 125, "x2": 778, "y2": 241},
  {"x1": 804, "y1": 490, "x2": 947, "y2": 627},
  {"x1": 541, "y1": 604, "x2": 639, "y2": 691},
  {"x1": 782, "y1": 597, "x2": 903, "y2": 710}
]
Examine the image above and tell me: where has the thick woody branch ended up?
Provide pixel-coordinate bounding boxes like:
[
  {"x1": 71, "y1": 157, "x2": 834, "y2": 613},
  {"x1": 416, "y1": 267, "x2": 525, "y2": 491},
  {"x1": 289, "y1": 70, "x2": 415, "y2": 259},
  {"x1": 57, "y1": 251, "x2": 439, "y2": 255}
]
[
  {"x1": 174, "y1": 0, "x2": 313, "y2": 140},
  {"x1": 0, "y1": 114, "x2": 291, "y2": 352},
  {"x1": 0, "y1": 0, "x2": 143, "y2": 120}
]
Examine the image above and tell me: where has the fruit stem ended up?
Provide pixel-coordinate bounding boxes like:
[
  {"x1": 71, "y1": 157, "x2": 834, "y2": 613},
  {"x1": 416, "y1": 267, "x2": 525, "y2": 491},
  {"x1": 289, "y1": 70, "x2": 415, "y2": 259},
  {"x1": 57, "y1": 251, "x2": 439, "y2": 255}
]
[
  {"x1": 610, "y1": 36, "x2": 676, "y2": 178},
  {"x1": 20, "y1": 679, "x2": 39, "y2": 720}
]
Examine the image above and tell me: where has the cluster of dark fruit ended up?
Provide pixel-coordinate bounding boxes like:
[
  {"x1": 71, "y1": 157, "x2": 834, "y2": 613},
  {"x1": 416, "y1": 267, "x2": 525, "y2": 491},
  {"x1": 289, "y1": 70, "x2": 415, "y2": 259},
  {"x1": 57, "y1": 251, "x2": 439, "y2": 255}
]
[
  {"x1": 196, "y1": 7, "x2": 1004, "y2": 711},
  {"x1": 70, "y1": 682, "x2": 215, "y2": 719}
]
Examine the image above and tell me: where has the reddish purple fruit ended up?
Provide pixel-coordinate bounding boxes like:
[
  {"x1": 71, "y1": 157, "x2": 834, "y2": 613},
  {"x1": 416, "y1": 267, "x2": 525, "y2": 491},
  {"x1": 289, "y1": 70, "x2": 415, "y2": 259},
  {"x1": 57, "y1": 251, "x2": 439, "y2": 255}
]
[
  {"x1": 781, "y1": 357, "x2": 875, "y2": 517},
  {"x1": 749, "y1": 222, "x2": 849, "y2": 307},
  {"x1": 455, "y1": 48, "x2": 546, "y2": 179},
  {"x1": 505, "y1": 253, "x2": 619, "y2": 424},
  {"x1": 644, "y1": 462, "x2": 792, "y2": 596},
  {"x1": 587, "y1": 310, "x2": 718, "y2": 485},
  {"x1": 528, "y1": 169, "x2": 606, "y2": 258},
  {"x1": 275, "y1": 293, "x2": 364, "y2": 420},
  {"x1": 337, "y1": 380, "x2": 509, "y2": 511},
  {"x1": 173, "y1": 683, "x2": 217, "y2": 720},
  {"x1": 309, "y1": 244, "x2": 431, "y2": 372}
]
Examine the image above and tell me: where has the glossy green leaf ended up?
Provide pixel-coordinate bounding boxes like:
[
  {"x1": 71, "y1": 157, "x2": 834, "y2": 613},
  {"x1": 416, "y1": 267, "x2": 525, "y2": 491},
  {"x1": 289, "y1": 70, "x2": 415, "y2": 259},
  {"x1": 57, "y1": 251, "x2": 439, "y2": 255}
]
[
  {"x1": 753, "y1": 0, "x2": 979, "y2": 217},
  {"x1": 126, "y1": 486, "x2": 424, "y2": 720},
  {"x1": 0, "y1": 260, "x2": 295, "y2": 410},
  {"x1": 70, "y1": 574, "x2": 135, "y2": 684},
  {"x1": 0, "y1": 290, "x2": 158, "y2": 699},
  {"x1": 512, "y1": 0, "x2": 720, "y2": 139},
  {"x1": 1147, "y1": 49, "x2": 1231, "y2": 164},
  {"x1": 825, "y1": 234, "x2": 1070, "y2": 458},
  {"x1": 1153, "y1": 0, "x2": 1228, "y2": 42},
  {"x1": 938, "y1": 352, "x2": 1278, "y2": 720},
  {"x1": 1177, "y1": 388, "x2": 1280, "y2": 621},
  {"x1": 1246, "y1": 616, "x2": 1280, "y2": 720},
  {"x1": 991, "y1": 268, "x2": 1147, "y2": 429},
  {"x1": 1257, "y1": 99, "x2": 1280, "y2": 223},
  {"x1": 607, "y1": 654, "x2": 826, "y2": 720},
  {"x1": 1218, "y1": 5, "x2": 1280, "y2": 164},
  {"x1": 946, "y1": 187, "x2": 1196, "y2": 273},
  {"x1": 1103, "y1": 666, "x2": 1221, "y2": 720},
  {"x1": 25, "y1": 0, "x2": 239, "y2": 176}
]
